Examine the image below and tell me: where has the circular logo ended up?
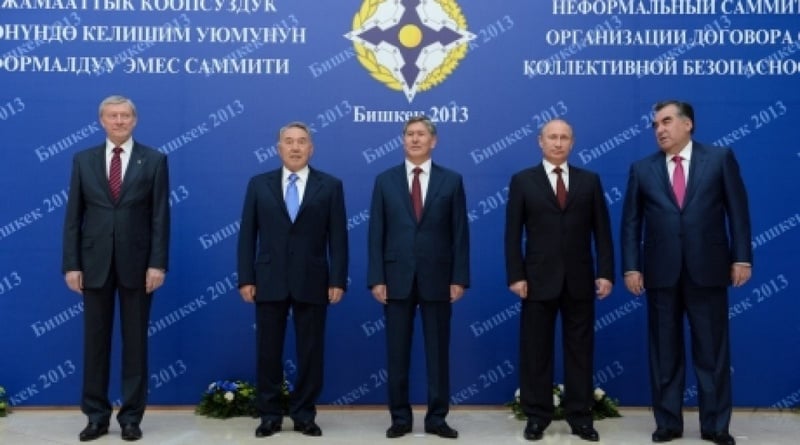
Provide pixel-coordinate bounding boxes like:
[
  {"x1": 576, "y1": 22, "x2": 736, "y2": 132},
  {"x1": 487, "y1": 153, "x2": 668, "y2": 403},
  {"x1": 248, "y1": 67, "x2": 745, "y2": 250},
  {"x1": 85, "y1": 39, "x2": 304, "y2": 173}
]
[{"x1": 345, "y1": 0, "x2": 475, "y2": 103}]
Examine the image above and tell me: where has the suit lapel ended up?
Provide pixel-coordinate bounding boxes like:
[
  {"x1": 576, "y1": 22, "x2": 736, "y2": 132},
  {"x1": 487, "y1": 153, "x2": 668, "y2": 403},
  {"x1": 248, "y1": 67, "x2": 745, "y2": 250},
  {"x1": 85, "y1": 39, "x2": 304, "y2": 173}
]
[
  {"x1": 266, "y1": 169, "x2": 289, "y2": 220},
  {"x1": 118, "y1": 143, "x2": 145, "y2": 204},
  {"x1": 532, "y1": 164, "x2": 560, "y2": 209},
  {"x1": 648, "y1": 152, "x2": 677, "y2": 208},
  {"x1": 565, "y1": 166, "x2": 585, "y2": 210},
  {"x1": 683, "y1": 142, "x2": 707, "y2": 209},
  {"x1": 422, "y1": 163, "x2": 447, "y2": 222},
  {"x1": 389, "y1": 164, "x2": 416, "y2": 222},
  {"x1": 297, "y1": 168, "x2": 324, "y2": 221},
  {"x1": 89, "y1": 145, "x2": 114, "y2": 203}
]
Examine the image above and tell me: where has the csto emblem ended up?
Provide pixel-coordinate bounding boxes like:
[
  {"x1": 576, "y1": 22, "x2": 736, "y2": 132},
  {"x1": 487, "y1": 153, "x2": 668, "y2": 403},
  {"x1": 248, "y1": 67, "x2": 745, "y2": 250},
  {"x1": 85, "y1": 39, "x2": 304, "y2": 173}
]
[{"x1": 345, "y1": 0, "x2": 475, "y2": 103}]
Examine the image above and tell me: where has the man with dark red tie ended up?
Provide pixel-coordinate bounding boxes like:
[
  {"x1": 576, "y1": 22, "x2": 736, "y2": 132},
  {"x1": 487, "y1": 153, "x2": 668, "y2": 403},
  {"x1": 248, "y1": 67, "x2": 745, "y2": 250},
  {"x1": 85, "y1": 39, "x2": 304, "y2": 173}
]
[
  {"x1": 504, "y1": 119, "x2": 614, "y2": 442},
  {"x1": 621, "y1": 100, "x2": 752, "y2": 445},
  {"x1": 368, "y1": 116, "x2": 470, "y2": 439},
  {"x1": 63, "y1": 95, "x2": 170, "y2": 442}
]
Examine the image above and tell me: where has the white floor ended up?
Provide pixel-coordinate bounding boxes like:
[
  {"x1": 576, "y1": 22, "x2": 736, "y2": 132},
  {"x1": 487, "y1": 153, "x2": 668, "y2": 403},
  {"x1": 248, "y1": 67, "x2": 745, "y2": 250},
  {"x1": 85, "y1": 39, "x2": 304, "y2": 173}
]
[{"x1": 1, "y1": 407, "x2": 798, "y2": 444}]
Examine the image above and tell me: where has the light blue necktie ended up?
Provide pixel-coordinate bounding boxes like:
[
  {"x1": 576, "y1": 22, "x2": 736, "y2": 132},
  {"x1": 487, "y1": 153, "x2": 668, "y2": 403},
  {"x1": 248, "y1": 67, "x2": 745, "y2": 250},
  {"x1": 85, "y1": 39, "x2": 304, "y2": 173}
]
[{"x1": 285, "y1": 173, "x2": 299, "y2": 221}]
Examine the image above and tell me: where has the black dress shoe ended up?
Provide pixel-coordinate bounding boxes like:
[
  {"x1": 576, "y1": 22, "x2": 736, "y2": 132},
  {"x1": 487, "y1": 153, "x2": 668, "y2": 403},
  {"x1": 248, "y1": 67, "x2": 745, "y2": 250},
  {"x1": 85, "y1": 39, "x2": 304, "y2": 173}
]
[
  {"x1": 571, "y1": 424, "x2": 599, "y2": 442},
  {"x1": 425, "y1": 422, "x2": 458, "y2": 439},
  {"x1": 255, "y1": 419, "x2": 282, "y2": 438},
  {"x1": 386, "y1": 424, "x2": 412, "y2": 438},
  {"x1": 702, "y1": 431, "x2": 736, "y2": 445},
  {"x1": 523, "y1": 420, "x2": 546, "y2": 441},
  {"x1": 120, "y1": 423, "x2": 142, "y2": 441},
  {"x1": 652, "y1": 428, "x2": 683, "y2": 442},
  {"x1": 293, "y1": 420, "x2": 322, "y2": 437},
  {"x1": 79, "y1": 423, "x2": 109, "y2": 442}
]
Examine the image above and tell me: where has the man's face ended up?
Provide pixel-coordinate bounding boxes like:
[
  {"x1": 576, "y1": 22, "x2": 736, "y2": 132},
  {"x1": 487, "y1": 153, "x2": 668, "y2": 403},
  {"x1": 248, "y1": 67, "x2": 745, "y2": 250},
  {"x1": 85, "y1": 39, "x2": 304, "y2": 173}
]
[
  {"x1": 538, "y1": 120, "x2": 573, "y2": 165},
  {"x1": 403, "y1": 121, "x2": 436, "y2": 164},
  {"x1": 278, "y1": 126, "x2": 313, "y2": 171},
  {"x1": 652, "y1": 104, "x2": 692, "y2": 155},
  {"x1": 100, "y1": 103, "x2": 137, "y2": 146}
]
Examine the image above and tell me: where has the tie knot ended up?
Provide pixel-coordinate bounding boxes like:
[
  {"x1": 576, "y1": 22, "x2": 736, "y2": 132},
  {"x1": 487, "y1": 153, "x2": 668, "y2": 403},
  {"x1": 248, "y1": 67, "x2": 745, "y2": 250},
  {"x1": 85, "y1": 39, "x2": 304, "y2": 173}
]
[
  {"x1": 413, "y1": 167, "x2": 423, "y2": 176},
  {"x1": 113, "y1": 146, "x2": 123, "y2": 155},
  {"x1": 672, "y1": 155, "x2": 683, "y2": 163},
  {"x1": 288, "y1": 172, "x2": 298, "y2": 183},
  {"x1": 553, "y1": 166, "x2": 563, "y2": 175}
]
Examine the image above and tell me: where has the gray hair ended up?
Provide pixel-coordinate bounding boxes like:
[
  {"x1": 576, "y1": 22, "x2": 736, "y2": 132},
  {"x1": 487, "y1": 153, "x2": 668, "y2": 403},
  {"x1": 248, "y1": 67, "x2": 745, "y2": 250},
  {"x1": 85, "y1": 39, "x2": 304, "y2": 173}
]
[
  {"x1": 278, "y1": 121, "x2": 313, "y2": 142},
  {"x1": 98, "y1": 95, "x2": 137, "y2": 118}
]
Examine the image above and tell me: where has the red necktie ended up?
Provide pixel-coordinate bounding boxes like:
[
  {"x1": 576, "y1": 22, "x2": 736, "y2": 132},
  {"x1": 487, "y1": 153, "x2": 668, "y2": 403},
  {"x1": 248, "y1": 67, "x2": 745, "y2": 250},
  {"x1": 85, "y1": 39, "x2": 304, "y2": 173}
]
[
  {"x1": 109, "y1": 146, "x2": 123, "y2": 201},
  {"x1": 672, "y1": 155, "x2": 686, "y2": 208},
  {"x1": 411, "y1": 167, "x2": 423, "y2": 221},
  {"x1": 554, "y1": 166, "x2": 567, "y2": 209}
]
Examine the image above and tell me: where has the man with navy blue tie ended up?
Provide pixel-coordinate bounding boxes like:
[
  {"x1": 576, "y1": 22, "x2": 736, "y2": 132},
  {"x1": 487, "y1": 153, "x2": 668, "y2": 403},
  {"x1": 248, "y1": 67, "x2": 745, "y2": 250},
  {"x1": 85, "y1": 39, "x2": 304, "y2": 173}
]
[
  {"x1": 238, "y1": 122, "x2": 348, "y2": 438},
  {"x1": 368, "y1": 116, "x2": 470, "y2": 439},
  {"x1": 621, "y1": 100, "x2": 752, "y2": 445}
]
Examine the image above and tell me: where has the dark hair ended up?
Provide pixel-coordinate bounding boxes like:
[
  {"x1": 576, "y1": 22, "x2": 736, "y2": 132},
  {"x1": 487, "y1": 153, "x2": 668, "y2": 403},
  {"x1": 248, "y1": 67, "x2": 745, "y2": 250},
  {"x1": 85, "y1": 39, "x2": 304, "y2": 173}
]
[
  {"x1": 403, "y1": 115, "x2": 437, "y2": 136},
  {"x1": 654, "y1": 100, "x2": 695, "y2": 134}
]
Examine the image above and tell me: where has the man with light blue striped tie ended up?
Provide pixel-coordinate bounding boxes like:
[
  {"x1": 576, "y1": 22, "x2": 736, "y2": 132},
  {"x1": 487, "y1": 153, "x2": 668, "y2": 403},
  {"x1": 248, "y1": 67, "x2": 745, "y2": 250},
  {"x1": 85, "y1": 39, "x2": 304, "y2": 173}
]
[
  {"x1": 285, "y1": 172, "x2": 300, "y2": 221},
  {"x1": 237, "y1": 121, "x2": 349, "y2": 438}
]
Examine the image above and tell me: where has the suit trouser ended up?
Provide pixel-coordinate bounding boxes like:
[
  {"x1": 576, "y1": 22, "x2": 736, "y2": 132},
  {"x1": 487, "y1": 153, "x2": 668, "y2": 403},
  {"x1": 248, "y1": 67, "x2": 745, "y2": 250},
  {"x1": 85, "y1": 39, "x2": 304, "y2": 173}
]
[
  {"x1": 82, "y1": 270, "x2": 152, "y2": 426},
  {"x1": 255, "y1": 298, "x2": 327, "y2": 424},
  {"x1": 384, "y1": 286, "x2": 452, "y2": 428},
  {"x1": 646, "y1": 273, "x2": 732, "y2": 435},
  {"x1": 519, "y1": 287, "x2": 595, "y2": 427}
]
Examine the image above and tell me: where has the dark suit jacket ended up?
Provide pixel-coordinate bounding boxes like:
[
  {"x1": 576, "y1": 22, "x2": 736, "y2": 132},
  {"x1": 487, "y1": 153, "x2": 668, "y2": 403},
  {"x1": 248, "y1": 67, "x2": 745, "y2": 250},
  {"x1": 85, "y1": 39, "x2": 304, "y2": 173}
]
[
  {"x1": 621, "y1": 142, "x2": 752, "y2": 288},
  {"x1": 62, "y1": 142, "x2": 170, "y2": 289},
  {"x1": 505, "y1": 164, "x2": 614, "y2": 300},
  {"x1": 367, "y1": 163, "x2": 470, "y2": 299},
  {"x1": 237, "y1": 167, "x2": 348, "y2": 303}
]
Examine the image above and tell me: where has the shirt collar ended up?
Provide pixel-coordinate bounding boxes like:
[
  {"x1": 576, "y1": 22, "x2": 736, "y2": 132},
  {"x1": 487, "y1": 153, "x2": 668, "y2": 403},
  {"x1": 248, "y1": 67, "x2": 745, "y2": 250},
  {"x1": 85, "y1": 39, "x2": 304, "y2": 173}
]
[
  {"x1": 542, "y1": 159, "x2": 568, "y2": 175},
  {"x1": 669, "y1": 141, "x2": 693, "y2": 162},
  {"x1": 283, "y1": 165, "x2": 310, "y2": 183},
  {"x1": 405, "y1": 158, "x2": 432, "y2": 175},
  {"x1": 106, "y1": 138, "x2": 133, "y2": 154}
]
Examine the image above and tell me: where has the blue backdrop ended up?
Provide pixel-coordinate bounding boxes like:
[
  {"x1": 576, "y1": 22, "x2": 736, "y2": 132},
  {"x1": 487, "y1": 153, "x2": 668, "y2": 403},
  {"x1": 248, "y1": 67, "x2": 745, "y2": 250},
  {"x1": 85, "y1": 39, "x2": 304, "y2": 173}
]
[{"x1": 1, "y1": 1, "x2": 799, "y2": 409}]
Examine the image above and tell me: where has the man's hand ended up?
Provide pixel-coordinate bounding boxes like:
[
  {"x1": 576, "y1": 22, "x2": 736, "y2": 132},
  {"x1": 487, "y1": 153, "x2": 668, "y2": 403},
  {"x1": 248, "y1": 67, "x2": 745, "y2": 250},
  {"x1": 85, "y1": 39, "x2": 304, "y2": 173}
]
[
  {"x1": 371, "y1": 284, "x2": 387, "y2": 304},
  {"x1": 624, "y1": 272, "x2": 645, "y2": 296},
  {"x1": 239, "y1": 284, "x2": 256, "y2": 303},
  {"x1": 65, "y1": 270, "x2": 83, "y2": 294},
  {"x1": 145, "y1": 268, "x2": 165, "y2": 294},
  {"x1": 731, "y1": 264, "x2": 752, "y2": 287},
  {"x1": 328, "y1": 287, "x2": 344, "y2": 304},
  {"x1": 595, "y1": 278, "x2": 613, "y2": 299},
  {"x1": 450, "y1": 284, "x2": 465, "y2": 303},
  {"x1": 509, "y1": 280, "x2": 528, "y2": 299}
]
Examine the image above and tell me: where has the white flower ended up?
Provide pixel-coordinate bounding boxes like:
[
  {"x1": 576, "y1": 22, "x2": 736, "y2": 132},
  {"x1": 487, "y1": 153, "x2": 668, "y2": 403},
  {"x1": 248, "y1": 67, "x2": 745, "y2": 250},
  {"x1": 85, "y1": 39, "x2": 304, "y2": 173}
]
[
  {"x1": 553, "y1": 393, "x2": 561, "y2": 407},
  {"x1": 557, "y1": 384, "x2": 565, "y2": 393},
  {"x1": 224, "y1": 391, "x2": 235, "y2": 402},
  {"x1": 207, "y1": 382, "x2": 216, "y2": 391},
  {"x1": 594, "y1": 387, "x2": 606, "y2": 401},
  {"x1": 514, "y1": 388, "x2": 521, "y2": 400}
]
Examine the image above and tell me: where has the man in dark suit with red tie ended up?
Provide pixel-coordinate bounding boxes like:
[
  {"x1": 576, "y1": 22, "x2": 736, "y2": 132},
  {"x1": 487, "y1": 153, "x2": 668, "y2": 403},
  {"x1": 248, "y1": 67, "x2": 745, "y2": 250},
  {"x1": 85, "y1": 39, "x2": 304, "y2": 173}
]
[
  {"x1": 367, "y1": 115, "x2": 470, "y2": 439},
  {"x1": 621, "y1": 100, "x2": 752, "y2": 445},
  {"x1": 505, "y1": 119, "x2": 614, "y2": 442},
  {"x1": 62, "y1": 95, "x2": 170, "y2": 442},
  {"x1": 237, "y1": 121, "x2": 348, "y2": 438}
]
